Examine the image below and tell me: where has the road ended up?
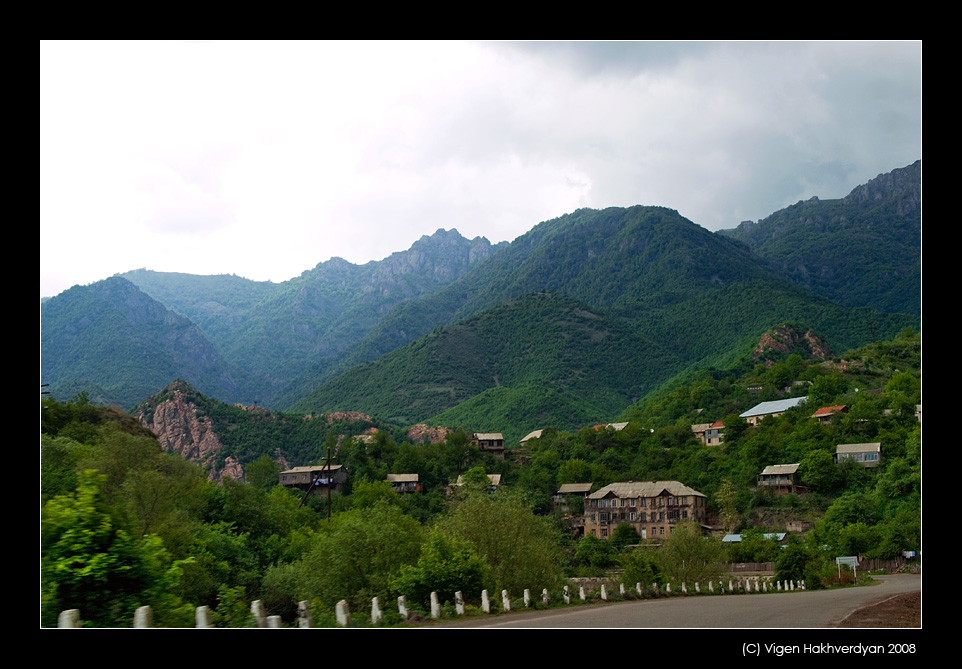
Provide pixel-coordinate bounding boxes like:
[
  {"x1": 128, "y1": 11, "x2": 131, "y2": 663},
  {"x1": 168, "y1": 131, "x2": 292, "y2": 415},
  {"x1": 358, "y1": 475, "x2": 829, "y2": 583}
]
[{"x1": 429, "y1": 574, "x2": 921, "y2": 628}]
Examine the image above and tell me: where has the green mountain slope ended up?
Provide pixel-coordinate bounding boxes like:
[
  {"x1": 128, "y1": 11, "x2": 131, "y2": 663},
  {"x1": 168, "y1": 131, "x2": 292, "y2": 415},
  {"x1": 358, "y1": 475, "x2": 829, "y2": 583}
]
[
  {"x1": 121, "y1": 229, "x2": 503, "y2": 404},
  {"x1": 717, "y1": 160, "x2": 921, "y2": 315},
  {"x1": 40, "y1": 277, "x2": 256, "y2": 408},
  {"x1": 290, "y1": 291, "x2": 680, "y2": 426}
]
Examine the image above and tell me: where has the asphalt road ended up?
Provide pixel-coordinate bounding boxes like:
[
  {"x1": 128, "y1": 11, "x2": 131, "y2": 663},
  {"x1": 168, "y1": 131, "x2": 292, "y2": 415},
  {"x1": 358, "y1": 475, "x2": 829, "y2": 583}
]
[{"x1": 429, "y1": 574, "x2": 921, "y2": 628}]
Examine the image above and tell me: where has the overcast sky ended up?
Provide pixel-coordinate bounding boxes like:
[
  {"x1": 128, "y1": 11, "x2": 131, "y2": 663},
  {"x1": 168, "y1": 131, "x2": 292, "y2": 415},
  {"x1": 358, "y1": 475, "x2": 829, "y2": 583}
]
[{"x1": 40, "y1": 41, "x2": 921, "y2": 298}]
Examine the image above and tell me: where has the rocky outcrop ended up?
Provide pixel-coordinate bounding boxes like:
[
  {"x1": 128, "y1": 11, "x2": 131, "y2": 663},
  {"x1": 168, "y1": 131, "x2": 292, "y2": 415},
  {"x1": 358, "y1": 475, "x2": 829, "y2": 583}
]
[
  {"x1": 138, "y1": 386, "x2": 233, "y2": 481},
  {"x1": 754, "y1": 325, "x2": 832, "y2": 364},
  {"x1": 408, "y1": 424, "x2": 453, "y2": 444}
]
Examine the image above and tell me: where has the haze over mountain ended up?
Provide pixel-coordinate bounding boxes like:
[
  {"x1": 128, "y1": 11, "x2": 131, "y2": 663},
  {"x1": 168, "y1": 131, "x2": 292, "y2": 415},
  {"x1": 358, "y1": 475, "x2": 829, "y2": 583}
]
[{"x1": 40, "y1": 162, "x2": 920, "y2": 431}]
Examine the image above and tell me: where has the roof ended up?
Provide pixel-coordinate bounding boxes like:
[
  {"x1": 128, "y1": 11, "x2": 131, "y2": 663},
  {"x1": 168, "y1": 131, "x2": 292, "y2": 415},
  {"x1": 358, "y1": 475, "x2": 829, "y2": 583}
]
[
  {"x1": 386, "y1": 473, "x2": 418, "y2": 483},
  {"x1": 836, "y1": 442, "x2": 881, "y2": 453},
  {"x1": 691, "y1": 423, "x2": 712, "y2": 432},
  {"x1": 474, "y1": 433, "x2": 504, "y2": 441},
  {"x1": 557, "y1": 482, "x2": 593, "y2": 494},
  {"x1": 722, "y1": 532, "x2": 787, "y2": 543},
  {"x1": 759, "y1": 464, "x2": 800, "y2": 476},
  {"x1": 587, "y1": 480, "x2": 705, "y2": 500},
  {"x1": 281, "y1": 464, "x2": 342, "y2": 474},
  {"x1": 740, "y1": 396, "x2": 808, "y2": 418},
  {"x1": 520, "y1": 429, "x2": 544, "y2": 443},
  {"x1": 710, "y1": 420, "x2": 725, "y2": 428},
  {"x1": 812, "y1": 405, "x2": 846, "y2": 417}
]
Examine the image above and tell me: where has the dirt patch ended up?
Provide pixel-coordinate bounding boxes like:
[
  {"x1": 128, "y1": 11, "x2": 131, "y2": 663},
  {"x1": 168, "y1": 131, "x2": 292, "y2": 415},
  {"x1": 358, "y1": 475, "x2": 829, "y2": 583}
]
[{"x1": 836, "y1": 592, "x2": 921, "y2": 628}]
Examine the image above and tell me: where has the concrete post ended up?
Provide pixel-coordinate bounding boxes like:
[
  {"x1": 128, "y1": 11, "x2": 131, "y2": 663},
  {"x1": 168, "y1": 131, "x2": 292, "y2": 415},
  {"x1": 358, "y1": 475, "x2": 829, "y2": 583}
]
[
  {"x1": 502, "y1": 589, "x2": 511, "y2": 612},
  {"x1": 542, "y1": 588, "x2": 549, "y2": 605},
  {"x1": 430, "y1": 592, "x2": 441, "y2": 619},
  {"x1": 563, "y1": 585, "x2": 570, "y2": 604},
  {"x1": 397, "y1": 596, "x2": 409, "y2": 621},
  {"x1": 636, "y1": 582, "x2": 643, "y2": 596},
  {"x1": 134, "y1": 605, "x2": 152, "y2": 628},
  {"x1": 455, "y1": 591, "x2": 465, "y2": 616},
  {"x1": 267, "y1": 615, "x2": 282, "y2": 628},
  {"x1": 372, "y1": 596, "x2": 383, "y2": 624},
  {"x1": 335, "y1": 599, "x2": 350, "y2": 627},
  {"x1": 524, "y1": 589, "x2": 531, "y2": 608},
  {"x1": 251, "y1": 600, "x2": 267, "y2": 628},
  {"x1": 600, "y1": 584, "x2": 607, "y2": 600},
  {"x1": 579, "y1": 586, "x2": 586, "y2": 600},
  {"x1": 619, "y1": 583, "x2": 626, "y2": 596},
  {"x1": 58, "y1": 609, "x2": 81, "y2": 628},
  {"x1": 653, "y1": 583, "x2": 659, "y2": 596},
  {"x1": 195, "y1": 605, "x2": 212, "y2": 628},
  {"x1": 666, "y1": 583, "x2": 672, "y2": 594},
  {"x1": 298, "y1": 600, "x2": 312, "y2": 628},
  {"x1": 481, "y1": 589, "x2": 490, "y2": 613},
  {"x1": 681, "y1": 582, "x2": 687, "y2": 594}
]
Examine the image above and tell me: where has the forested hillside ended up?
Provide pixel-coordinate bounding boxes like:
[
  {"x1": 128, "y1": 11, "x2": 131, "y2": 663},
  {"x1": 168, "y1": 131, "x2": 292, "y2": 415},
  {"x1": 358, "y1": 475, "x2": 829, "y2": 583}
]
[
  {"x1": 718, "y1": 160, "x2": 921, "y2": 315},
  {"x1": 42, "y1": 328, "x2": 920, "y2": 626}
]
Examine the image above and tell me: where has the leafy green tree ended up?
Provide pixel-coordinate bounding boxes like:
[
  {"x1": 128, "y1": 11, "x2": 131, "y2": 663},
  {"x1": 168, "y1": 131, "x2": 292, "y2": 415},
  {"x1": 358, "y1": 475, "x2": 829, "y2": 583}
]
[
  {"x1": 611, "y1": 522, "x2": 641, "y2": 551},
  {"x1": 575, "y1": 534, "x2": 617, "y2": 571},
  {"x1": 245, "y1": 454, "x2": 281, "y2": 491},
  {"x1": 437, "y1": 489, "x2": 564, "y2": 595},
  {"x1": 393, "y1": 528, "x2": 489, "y2": 606},
  {"x1": 266, "y1": 502, "x2": 424, "y2": 613},
  {"x1": 619, "y1": 549, "x2": 661, "y2": 588},
  {"x1": 42, "y1": 470, "x2": 190, "y2": 627},
  {"x1": 656, "y1": 521, "x2": 725, "y2": 585}
]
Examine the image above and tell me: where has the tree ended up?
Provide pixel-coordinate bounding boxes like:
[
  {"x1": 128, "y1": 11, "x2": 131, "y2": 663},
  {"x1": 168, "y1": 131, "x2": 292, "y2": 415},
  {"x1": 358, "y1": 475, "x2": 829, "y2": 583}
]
[
  {"x1": 267, "y1": 502, "x2": 424, "y2": 613},
  {"x1": 41, "y1": 470, "x2": 190, "y2": 627},
  {"x1": 610, "y1": 522, "x2": 641, "y2": 551},
  {"x1": 437, "y1": 489, "x2": 564, "y2": 595},
  {"x1": 715, "y1": 478, "x2": 740, "y2": 534},
  {"x1": 619, "y1": 548, "x2": 661, "y2": 588},
  {"x1": 393, "y1": 528, "x2": 489, "y2": 607},
  {"x1": 656, "y1": 521, "x2": 725, "y2": 585}
]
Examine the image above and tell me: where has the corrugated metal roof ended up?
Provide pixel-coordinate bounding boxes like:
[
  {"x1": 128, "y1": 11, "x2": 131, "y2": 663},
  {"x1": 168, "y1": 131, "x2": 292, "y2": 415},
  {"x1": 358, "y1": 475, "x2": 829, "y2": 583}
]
[
  {"x1": 587, "y1": 480, "x2": 705, "y2": 500},
  {"x1": 723, "y1": 532, "x2": 787, "y2": 543},
  {"x1": 836, "y1": 442, "x2": 881, "y2": 453},
  {"x1": 812, "y1": 405, "x2": 846, "y2": 416},
  {"x1": 281, "y1": 464, "x2": 342, "y2": 474},
  {"x1": 740, "y1": 396, "x2": 808, "y2": 418},
  {"x1": 386, "y1": 473, "x2": 418, "y2": 482},
  {"x1": 557, "y1": 482, "x2": 593, "y2": 494},
  {"x1": 520, "y1": 430, "x2": 544, "y2": 442},
  {"x1": 474, "y1": 433, "x2": 503, "y2": 441},
  {"x1": 759, "y1": 463, "x2": 800, "y2": 476}
]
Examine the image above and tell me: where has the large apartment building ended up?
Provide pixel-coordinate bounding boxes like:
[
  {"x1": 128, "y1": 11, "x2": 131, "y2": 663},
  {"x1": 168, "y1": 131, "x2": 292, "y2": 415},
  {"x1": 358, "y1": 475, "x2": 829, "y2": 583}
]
[{"x1": 583, "y1": 481, "x2": 707, "y2": 540}]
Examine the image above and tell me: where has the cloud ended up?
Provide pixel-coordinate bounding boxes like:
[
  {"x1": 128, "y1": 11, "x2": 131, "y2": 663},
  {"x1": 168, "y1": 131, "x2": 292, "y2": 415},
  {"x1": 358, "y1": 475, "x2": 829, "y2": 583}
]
[{"x1": 41, "y1": 41, "x2": 921, "y2": 298}]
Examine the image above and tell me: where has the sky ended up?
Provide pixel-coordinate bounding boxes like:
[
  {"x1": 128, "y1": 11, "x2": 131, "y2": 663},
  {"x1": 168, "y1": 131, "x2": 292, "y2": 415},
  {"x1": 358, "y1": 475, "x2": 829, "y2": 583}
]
[{"x1": 40, "y1": 41, "x2": 921, "y2": 298}]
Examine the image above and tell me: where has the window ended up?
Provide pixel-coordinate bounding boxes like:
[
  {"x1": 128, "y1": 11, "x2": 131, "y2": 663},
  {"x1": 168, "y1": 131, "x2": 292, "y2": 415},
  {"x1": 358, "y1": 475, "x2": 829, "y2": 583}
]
[
  {"x1": 629, "y1": 512, "x2": 636, "y2": 521},
  {"x1": 601, "y1": 528, "x2": 608, "y2": 538},
  {"x1": 629, "y1": 498, "x2": 637, "y2": 507}
]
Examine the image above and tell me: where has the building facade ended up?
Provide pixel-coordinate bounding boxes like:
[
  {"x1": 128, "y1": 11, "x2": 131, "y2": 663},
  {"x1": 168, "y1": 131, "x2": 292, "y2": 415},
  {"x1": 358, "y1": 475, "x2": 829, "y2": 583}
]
[{"x1": 583, "y1": 481, "x2": 707, "y2": 540}]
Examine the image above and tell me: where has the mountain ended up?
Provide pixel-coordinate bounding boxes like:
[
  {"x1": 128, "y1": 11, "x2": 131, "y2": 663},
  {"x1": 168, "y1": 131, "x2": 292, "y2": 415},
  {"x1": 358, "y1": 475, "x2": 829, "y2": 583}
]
[
  {"x1": 40, "y1": 277, "x2": 256, "y2": 408},
  {"x1": 717, "y1": 160, "x2": 921, "y2": 315},
  {"x1": 290, "y1": 291, "x2": 680, "y2": 428},
  {"x1": 42, "y1": 163, "x2": 920, "y2": 430},
  {"x1": 288, "y1": 204, "x2": 917, "y2": 437},
  {"x1": 118, "y1": 229, "x2": 503, "y2": 404}
]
